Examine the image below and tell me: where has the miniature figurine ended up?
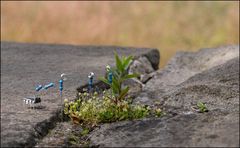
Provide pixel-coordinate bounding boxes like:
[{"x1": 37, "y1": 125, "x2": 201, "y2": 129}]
[
  {"x1": 23, "y1": 84, "x2": 43, "y2": 109},
  {"x1": 44, "y1": 82, "x2": 54, "y2": 89},
  {"x1": 106, "y1": 65, "x2": 113, "y2": 84},
  {"x1": 59, "y1": 73, "x2": 67, "y2": 105},
  {"x1": 88, "y1": 72, "x2": 94, "y2": 92}
]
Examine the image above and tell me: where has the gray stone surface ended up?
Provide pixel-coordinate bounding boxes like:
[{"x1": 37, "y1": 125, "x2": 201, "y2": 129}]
[
  {"x1": 91, "y1": 110, "x2": 239, "y2": 147},
  {"x1": 161, "y1": 57, "x2": 239, "y2": 113},
  {"x1": 35, "y1": 122, "x2": 83, "y2": 147},
  {"x1": 124, "y1": 54, "x2": 158, "y2": 98},
  {"x1": 90, "y1": 110, "x2": 239, "y2": 147},
  {"x1": 142, "y1": 49, "x2": 160, "y2": 70},
  {"x1": 89, "y1": 45, "x2": 239, "y2": 147},
  {"x1": 0, "y1": 41, "x2": 158, "y2": 147},
  {"x1": 136, "y1": 45, "x2": 239, "y2": 105},
  {"x1": 128, "y1": 56, "x2": 154, "y2": 83}
]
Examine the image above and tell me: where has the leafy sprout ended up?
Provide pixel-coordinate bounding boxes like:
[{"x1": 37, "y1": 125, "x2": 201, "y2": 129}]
[
  {"x1": 197, "y1": 102, "x2": 208, "y2": 113},
  {"x1": 99, "y1": 52, "x2": 139, "y2": 104}
]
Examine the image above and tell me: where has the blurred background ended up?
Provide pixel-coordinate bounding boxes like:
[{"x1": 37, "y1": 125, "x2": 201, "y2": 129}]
[{"x1": 1, "y1": 1, "x2": 239, "y2": 67}]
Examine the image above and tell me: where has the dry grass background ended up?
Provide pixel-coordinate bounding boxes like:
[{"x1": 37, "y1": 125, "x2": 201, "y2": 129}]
[{"x1": 1, "y1": 1, "x2": 239, "y2": 67}]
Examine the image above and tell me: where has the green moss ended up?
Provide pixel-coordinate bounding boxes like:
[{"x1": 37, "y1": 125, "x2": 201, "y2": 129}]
[{"x1": 64, "y1": 91, "x2": 153, "y2": 126}]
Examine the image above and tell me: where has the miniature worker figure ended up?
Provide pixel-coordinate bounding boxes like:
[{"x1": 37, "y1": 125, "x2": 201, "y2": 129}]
[
  {"x1": 44, "y1": 82, "x2": 54, "y2": 90},
  {"x1": 59, "y1": 73, "x2": 67, "y2": 106},
  {"x1": 106, "y1": 65, "x2": 113, "y2": 84},
  {"x1": 59, "y1": 73, "x2": 67, "y2": 101},
  {"x1": 88, "y1": 72, "x2": 95, "y2": 92},
  {"x1": 23, "y1": 84, "x2": 43, "y2": 109}
]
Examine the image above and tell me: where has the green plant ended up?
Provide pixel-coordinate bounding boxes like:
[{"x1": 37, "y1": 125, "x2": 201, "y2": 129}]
[
  {"x1": 99, "y1": 52, "x2": 139, "y2": 104},
  {"x1": 197, "y1": 102, "x2": 208, "y2": 113},
  {"x1": 64, "y1": 91, "x2": 150, "y2": 126},
  {"x1": 64, "y1": 52, "x2": 164, "y2": 126}
]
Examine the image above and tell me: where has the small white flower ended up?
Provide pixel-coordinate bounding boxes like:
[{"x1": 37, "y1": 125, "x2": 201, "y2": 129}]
[{"x1": 64, "y1": 99, "x2": 68, "y2": 103}]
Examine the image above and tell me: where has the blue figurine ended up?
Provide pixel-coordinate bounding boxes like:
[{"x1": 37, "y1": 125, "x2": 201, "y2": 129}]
[
  {"x1": 88, "y1": 72, "x2": 94, "y2": 92},
  {"x1": 108, "y1": 72, "x2": 113, "y2": 84},
  {"x1": 106, "y1": 65, "x2": 112, "y2": 84},
  {"x1": 35, "y1": 85, "x2": 43, "y2": 92},
  {"x1": 59, "y1": 73, "x2": 67, "y2": 105},
  {"x1": 44, "y1": 82, "x2": 54, "y2": 90},
  {"x1": 59, "y1": 79, "x2": 63, "y2": 95},
  {"x1": 59, "y1": 73, "x2": 67, "y2": 95},
  {"x1": 35, "y1": 84, "x2": 43, "y2": 98}
]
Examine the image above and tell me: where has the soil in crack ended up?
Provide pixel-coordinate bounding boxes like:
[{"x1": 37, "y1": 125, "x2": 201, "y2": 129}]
[{"x1": 35, "y1": 121, "x2": 91, "y2": 147}]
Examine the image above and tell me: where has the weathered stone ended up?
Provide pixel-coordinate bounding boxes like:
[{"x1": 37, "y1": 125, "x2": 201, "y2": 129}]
[
  {"x1": 140, "y1": 71, "x2": 156, "y2": 84},
  {"x1": 135, "y1": 45, "x2": 239, "y2": 105},
  {"x1": 123, "y1": 50, "x2": 160, "y2": 97},
  {"x1": 142, "y1": 49, "x2": 160, "y2": 70},
  {"x1": 35, "y1": 122, "x2": 83, "y2": 147},
  {"x1": 122, "y1": 78, "x2": 143, "y2": 98},
  {"x1": 3, "y1": 42, "x2": 238, "y2": 147},
  {"x1": 122, "y1": 50, "x2": 160, "y2": 98},
  {"x1": 0, "y1": 42, "x2": 157, "y2": 147},
  {"x1": 128, "y1": 50, "x2": 160, "y2": 83},
  {"x1": 90, "y1": 110, "x2": 239, "y2": 147},
  {"x1": 129, "y1": 56, "x2": 154, "y2": 78},
  {"x1": 89, "y1": 45, "x2": 239, "y2": 147},
  {"x1": 161, "y1": 57, "x2": 239, "y2": 113}
]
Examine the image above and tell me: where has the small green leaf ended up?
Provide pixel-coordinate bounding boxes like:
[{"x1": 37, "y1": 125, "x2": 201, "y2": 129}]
[
  {"x1": 99, "y1": 77, "x2": 111, "y2": 85},
  {"x1": 123, "y1": 73, "x2": 139, "y2": 80},
  {"x1": 122, "y1": 56, "x2": 133, "y2": 69},
  {"x1": 111, "y1": 78, "x2": 119, "y2": 95},
  {"x1": 115, "y1": 52, "x2": 124, "y2": 72}
]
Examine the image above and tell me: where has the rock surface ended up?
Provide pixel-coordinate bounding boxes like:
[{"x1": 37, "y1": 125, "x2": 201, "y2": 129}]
[
  {"x1": 125, "y1": 51, "x2": 160, "y2": 97},
  {"x1": 128, "y1": 56, "x2": 154, "y2": 82},
  {"x1": 0, "y1": 41, "x2": 158, "y2": 147},
  {"x1": 136, "y1": 45, "x2": 239, "y2": 105},
  {"x1": 2, "y1": 42, "x2": 239, "y2": 147},
  {"x1": 90, "y1": 45, "x2": 239, "y2": 147},
  {"x1": 35, "y1": 121, "x2": 85, "y2": 147}
]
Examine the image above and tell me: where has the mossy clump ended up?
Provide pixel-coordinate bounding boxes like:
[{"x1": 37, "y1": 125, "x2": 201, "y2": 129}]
[{"x1": 64, "y1": 91, "x2": 153, "y2": 126}]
